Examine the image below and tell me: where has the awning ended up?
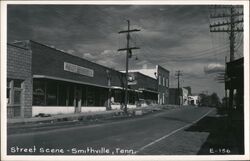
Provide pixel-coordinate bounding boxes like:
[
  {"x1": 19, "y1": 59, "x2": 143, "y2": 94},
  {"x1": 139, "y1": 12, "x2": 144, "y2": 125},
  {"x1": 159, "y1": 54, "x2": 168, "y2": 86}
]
[
  {"x1": 33, "y1": 75, "x2": 110, "y2": 89},
  {"x1": 111, "y1": 86, "x2": 142, "y2": 93},
  {"x1": 138, "y1": 88, "x2": 158, "y2": 94},
  {"x1": 33, "y1": 75, "x2": 143, "y2": 93}
]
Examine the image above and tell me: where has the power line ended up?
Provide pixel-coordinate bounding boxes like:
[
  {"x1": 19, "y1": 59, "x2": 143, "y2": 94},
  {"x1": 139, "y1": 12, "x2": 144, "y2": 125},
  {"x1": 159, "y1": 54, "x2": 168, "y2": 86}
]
[{"x1": 136, "y1": 31, "x2": 230, "y2": 57}]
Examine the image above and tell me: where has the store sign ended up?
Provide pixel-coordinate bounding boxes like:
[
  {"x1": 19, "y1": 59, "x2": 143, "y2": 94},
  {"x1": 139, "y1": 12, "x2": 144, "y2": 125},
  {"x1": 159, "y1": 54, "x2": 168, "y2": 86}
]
[
  {"x1": 128, "y1": 80, "x2": 137, "y2": 85},
  {"x1": 64, "y1": 62, "x2": 94, "y2": 77},
  {"x1": 128, "y1": 74, "x2": 137, "y2": 85}
]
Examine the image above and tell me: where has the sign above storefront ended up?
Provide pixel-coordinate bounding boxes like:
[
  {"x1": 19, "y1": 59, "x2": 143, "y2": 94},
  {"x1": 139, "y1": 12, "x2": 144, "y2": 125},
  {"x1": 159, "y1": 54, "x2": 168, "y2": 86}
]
[
  {"x1": 128, "y1": 80, "x2": 137, "y2": 85},
  {"x1": 64, "y1": 62, "x2": 94, "y2": 77}
]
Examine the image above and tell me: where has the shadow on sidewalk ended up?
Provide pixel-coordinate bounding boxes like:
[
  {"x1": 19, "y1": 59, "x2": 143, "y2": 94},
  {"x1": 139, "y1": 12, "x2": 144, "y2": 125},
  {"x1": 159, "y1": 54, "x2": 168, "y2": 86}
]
[{"x1": 185, "y1": 109, "x2": 244, "y2": 155}]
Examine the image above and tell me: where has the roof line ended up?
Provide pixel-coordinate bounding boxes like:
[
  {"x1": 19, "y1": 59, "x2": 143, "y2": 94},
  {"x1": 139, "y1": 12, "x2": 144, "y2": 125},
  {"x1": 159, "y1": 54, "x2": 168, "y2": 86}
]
[
  {"x1": 7, "y1": 43, "x2": 29, "y2": 50},
  {"x1": 28, "y1": 40, "x2": 122, "y2": 74}
]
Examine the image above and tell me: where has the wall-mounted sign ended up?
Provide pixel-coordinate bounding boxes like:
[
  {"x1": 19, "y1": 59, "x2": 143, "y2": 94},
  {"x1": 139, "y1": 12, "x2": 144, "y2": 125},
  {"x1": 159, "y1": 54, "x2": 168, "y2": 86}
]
[
  {"x1": 64, "y1": 62, "x2": 94, "y2": 77},
  {"x1": 128, "y1": 74, "x2": 137, "y2": 85},
  {"x1": 128, "y1": 81, "x2": 137, "y2": 85}
]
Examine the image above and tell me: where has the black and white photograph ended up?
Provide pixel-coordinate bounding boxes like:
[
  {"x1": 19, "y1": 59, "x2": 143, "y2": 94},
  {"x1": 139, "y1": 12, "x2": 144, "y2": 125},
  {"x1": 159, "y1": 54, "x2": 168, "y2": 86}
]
[{"x1": 1, "y1": 0, "x2": 249, "y2": 160}]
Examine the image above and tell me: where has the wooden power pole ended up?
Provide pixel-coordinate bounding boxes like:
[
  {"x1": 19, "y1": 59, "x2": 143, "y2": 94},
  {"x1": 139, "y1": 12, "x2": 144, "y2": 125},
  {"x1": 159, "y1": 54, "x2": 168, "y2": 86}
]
[
  {"x1": 210, "y1": 5, "x2": 243, "y2": 61},
  {"x1": 175, "y1": 70, "x2": 182, "y2": 106},
  {"x1": 118, "y1": 20, "x2": 140, "y2": 114}
]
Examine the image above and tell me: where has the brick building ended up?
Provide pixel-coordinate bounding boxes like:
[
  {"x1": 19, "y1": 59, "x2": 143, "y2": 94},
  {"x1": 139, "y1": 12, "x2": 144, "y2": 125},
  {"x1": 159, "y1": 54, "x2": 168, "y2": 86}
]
[
  {"x1": 7, "y1": 40, "x2": 162, "y2": 118},
  {"x1": 7, "y1": 43, "x2": 32, "y2": 118},
  {"x1": 128, "y1": 72, "x2": 158, "y2": 106},
  {"x1": 123, "y1": 65, "x2": 170, "y2": 105}
]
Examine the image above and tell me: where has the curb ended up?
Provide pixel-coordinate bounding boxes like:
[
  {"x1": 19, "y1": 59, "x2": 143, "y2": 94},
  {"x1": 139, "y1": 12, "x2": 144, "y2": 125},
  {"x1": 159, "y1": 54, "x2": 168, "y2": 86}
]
[
  {"x1": 7, "y1": 109, "x2": 122, "y2": 125},
  {"x1": 7, "y1": 105, "x2": 181, "y2": 126}
]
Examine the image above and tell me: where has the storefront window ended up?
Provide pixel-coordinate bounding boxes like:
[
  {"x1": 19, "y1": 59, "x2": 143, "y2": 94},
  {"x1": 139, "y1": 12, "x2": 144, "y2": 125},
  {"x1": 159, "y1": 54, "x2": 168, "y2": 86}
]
[
  {"x1": 114, "y1": 90, "x2": 122, "y2": 103},
  {"x1": 68, "y1": 86, "x2": 74, "y2": 106},
  {"x1": 99, "y1": 88, "x2": 108, "y2": 106},
  {"x1": 58, "y1": 83, "x2": 67, "y2": 106},
  {"x1": 33, "y1": 79, "x2": 46, "y2": 105},
  {"x1": 81, "y1": 86, "x2": 87, "y2": 106},
  {"x1": 46, "y1": 81, "x2": 57, "y2": 106},
  {"x1": 87, "y1": 86, "x2": 95, "y2": 106},
  {"x1": 128, "y1": 91, "x2": 136, "y2": 104},
  {"x1": 94, "y1": 87, "x2": 100, "y2": 106}
]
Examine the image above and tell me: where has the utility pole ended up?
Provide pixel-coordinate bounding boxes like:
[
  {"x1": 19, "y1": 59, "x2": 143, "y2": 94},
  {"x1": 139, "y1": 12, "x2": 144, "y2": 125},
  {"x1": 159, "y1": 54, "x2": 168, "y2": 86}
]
[
  {"x1": 209, "y1": 5, "x2": 243, "y2": 61},
  {"x1": 209, "y1": 5, "x2": 243, "y2": 121},
  {"x1": 224, "y1": 56, "x2": 228, "y2": 110},
  {"x1": 175, "y1": 70, "x2": 182, "y2": 106},
  {"x1": 118, "y1": 20, "x2": 140, "y2": 114}
]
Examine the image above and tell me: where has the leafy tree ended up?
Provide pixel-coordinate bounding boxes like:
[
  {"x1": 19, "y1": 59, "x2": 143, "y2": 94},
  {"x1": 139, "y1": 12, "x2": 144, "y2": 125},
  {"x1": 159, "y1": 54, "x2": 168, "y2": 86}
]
[
  {"x1": 199, "y1": 92, "x2": 221, "y2": 107},
  {"x1": 210, "y1": 92, "x2": 221, "y2": 107}
]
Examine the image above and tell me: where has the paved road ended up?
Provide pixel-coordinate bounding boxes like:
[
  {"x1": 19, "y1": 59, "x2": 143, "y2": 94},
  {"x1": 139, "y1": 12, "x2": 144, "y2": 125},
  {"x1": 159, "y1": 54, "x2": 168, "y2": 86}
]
[{"x1": 7, "y1": 106, "x2": 214, "y2": 155}]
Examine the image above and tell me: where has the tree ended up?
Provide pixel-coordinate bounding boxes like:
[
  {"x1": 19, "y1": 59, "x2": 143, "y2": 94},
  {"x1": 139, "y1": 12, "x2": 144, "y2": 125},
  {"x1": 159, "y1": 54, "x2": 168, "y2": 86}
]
[
  {"x1": 199, "y1": 92, "x2": 221, "y2": 107},
  {"x1": 199, "y1": 93, "x2": 209, "y2": 107},
  {"x1": 210, "y1": 92, "x2": 221, "y2": 107}
]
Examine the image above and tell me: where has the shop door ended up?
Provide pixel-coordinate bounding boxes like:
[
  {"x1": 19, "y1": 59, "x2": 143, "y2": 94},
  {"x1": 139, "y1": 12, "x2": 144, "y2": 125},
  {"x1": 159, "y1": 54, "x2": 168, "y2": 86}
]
[{"x1": 74, "y1": 88, "x2": 82, "y2": 113}]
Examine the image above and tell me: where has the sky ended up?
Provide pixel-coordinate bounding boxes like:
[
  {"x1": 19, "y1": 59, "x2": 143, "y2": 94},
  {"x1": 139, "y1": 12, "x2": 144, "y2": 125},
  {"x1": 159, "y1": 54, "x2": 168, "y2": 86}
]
[{"x1": 7, "y1": 5, "x2": 244, "y2": 99}]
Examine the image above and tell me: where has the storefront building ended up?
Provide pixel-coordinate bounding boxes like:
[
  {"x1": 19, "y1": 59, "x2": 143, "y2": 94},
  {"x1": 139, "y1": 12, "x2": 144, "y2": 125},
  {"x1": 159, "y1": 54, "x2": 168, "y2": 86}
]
[
  {"x1": 7, "y1": 43, "x2": 32, "y2": 118},
  {"x1": 128, "y1": 72, "x2": 158, "y2": 106},
  {"x1": 7, "y1": 40, "x2": 160, "y2": 118},
  {"x1": 157, "y1": 65, "x2": 170, "y2": 104},
  {"x1": 123, "y1": 65, "x2": 170, "y2": 105}
]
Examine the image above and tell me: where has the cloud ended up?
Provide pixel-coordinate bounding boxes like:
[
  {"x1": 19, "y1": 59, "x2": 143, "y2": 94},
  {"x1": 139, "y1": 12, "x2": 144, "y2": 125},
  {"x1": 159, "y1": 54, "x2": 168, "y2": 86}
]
[
  {"x1": 82, "y1": 53, "x2": 96, "y2": 60},
  {"x1": 100, "y1": 50, "x2": 115, "y2": 56},
  {"x1": 7, "y1": 5, "x2": 233, "y2": 99},
  {"x1": 204, "y1": 63, "x2": 225, "y2": 74},
  {"x1": 67, "y1": 49, "x2": 75, "y2": 54},
  {"x1": 96, "y1": 59, "x2": 119, "y2": 68}
]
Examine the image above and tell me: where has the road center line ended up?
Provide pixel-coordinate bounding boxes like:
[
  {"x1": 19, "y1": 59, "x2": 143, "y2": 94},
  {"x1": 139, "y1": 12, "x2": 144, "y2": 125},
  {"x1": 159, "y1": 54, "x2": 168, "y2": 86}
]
[{"x1": 137, "y1": 108, "x2": 214, "y2": 153}]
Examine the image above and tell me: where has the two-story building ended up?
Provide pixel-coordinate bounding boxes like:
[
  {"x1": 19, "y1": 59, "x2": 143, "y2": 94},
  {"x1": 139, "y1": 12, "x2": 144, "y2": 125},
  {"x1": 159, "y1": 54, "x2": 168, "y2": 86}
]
[{"x1": 123, "y1": 65, "x2": 170, "y2": 105}]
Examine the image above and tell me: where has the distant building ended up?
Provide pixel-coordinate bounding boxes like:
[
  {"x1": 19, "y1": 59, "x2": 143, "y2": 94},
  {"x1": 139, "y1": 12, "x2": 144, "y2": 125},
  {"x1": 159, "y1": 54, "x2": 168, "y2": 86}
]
[
  {"x1": 183, "y1": 86, "x2": 200, "y2": 106},
  {"x1": 183, "y1": 86, "x2": 191, "y2": 95},
  {"x1": 169, "y1": 88, "x2": 179, "y2": 105},
  {"x1": 169, "y1": 87, "x2": 189, "y2": 106},
  {"x1": 188, "y1": 95, "x2": 199, "y2": 106},
  {"x1": 181, "y1": 87, "x2": 189, "y2": 105},
  {"x1": 168, "y1": 87, "x2": 199, "y2": 106}
]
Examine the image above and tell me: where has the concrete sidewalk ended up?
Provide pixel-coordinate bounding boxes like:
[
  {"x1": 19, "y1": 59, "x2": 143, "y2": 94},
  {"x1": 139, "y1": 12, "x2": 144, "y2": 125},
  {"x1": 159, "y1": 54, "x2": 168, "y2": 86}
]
[
  {"x1": 8, "y1": 109, "x2": 122, "y2": 124},
  {"x1": 7, "y1": 104, "x2": 174, "y2": 125}
]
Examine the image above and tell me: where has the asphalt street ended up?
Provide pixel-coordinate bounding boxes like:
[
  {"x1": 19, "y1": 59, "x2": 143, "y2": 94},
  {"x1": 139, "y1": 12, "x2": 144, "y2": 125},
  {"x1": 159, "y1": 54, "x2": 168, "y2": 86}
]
[{"x1": 7, "y1": 106, "x2": 215, "y2": 155}]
